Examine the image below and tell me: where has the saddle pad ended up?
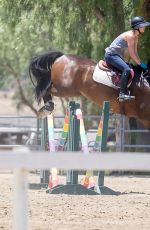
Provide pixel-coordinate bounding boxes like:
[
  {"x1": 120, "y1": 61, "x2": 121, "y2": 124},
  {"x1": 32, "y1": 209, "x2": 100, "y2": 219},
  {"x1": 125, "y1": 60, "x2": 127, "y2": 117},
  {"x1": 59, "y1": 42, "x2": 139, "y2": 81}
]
[{"x1": 93, "y1": 64, "x2": 119, "y2": 89}]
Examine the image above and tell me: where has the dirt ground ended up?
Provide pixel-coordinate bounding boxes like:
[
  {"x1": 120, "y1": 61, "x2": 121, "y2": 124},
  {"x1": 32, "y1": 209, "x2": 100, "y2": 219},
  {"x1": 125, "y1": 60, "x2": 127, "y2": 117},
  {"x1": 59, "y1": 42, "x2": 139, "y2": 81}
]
[{"x1": 0, "y1": 172, "x2": 150, "y2": 230}]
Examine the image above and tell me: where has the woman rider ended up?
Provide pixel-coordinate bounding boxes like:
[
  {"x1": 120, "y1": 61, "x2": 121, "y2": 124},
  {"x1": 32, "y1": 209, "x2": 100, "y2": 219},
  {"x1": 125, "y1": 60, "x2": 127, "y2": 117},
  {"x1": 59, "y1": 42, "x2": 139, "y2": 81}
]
[{"x1": 104, "y1": 16, "x2": 150, "y2": 101}]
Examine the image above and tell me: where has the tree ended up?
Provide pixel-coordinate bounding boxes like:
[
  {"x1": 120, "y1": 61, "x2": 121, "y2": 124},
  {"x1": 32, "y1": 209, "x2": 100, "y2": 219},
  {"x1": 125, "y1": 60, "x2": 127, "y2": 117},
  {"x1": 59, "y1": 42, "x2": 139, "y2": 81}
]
[
  {"x1": 132, "y1": 0, "x2": 150, "y2": 61},
  {"x1": 0, "y1": 0, "x2": 112, "y2": 115}
]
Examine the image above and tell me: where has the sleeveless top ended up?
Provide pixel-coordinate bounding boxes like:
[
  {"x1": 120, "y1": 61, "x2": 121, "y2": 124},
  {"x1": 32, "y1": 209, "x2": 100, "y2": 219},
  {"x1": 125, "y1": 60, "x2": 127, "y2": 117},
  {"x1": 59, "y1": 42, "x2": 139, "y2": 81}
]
[{"x1": 105, "y1": 34, "x2": 128, "y2": 60}]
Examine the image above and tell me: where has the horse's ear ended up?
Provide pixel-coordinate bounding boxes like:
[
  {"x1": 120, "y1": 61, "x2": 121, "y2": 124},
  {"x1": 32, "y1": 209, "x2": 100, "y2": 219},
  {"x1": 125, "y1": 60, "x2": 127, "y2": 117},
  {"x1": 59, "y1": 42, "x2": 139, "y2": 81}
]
[{"x1": 147, "y1": 59, "x2": 150, "y2": 69}]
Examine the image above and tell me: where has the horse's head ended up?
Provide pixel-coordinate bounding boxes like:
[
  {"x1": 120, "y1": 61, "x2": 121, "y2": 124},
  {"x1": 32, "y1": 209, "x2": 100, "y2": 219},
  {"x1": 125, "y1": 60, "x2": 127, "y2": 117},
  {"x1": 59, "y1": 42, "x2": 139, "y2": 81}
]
[
  {"x1": 130, "y1": 62, "x2": 150, "y2": 130},
  {"x1": 132, "y1": 61, "x2": 150, "y2": 86}
]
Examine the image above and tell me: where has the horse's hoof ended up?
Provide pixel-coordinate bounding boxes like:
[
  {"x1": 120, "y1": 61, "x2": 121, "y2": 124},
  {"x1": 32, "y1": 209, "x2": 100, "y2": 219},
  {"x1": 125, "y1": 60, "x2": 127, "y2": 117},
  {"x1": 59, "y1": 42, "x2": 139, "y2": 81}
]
[
  {"x1": 37, "y1": 110, "x2": 52, "y2": 118},
  {"x1": 37, "y1": 103, "x2": 54, "y2": 118}
]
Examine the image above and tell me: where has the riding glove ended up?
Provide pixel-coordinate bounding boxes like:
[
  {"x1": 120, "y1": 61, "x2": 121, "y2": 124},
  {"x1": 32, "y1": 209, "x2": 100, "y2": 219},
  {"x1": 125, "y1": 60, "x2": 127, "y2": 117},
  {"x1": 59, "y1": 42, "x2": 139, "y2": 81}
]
[{"x1": 140, "y1": 62, "x2": 147, "y2": 70}]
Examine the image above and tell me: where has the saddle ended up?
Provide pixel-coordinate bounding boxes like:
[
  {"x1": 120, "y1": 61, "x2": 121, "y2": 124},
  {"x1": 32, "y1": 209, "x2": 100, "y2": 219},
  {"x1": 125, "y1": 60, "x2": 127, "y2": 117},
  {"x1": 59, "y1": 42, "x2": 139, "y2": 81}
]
[{"x1": 98, "y1": 60, "x2": 134, "y2": 88}]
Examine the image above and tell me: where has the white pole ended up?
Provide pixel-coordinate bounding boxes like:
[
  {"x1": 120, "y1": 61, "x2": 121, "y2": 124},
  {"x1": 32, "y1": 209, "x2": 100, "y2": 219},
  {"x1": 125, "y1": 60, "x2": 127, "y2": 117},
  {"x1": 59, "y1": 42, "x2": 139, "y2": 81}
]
[{"x1": 13, "y1": 168, "x2": 28, "y2": 230}]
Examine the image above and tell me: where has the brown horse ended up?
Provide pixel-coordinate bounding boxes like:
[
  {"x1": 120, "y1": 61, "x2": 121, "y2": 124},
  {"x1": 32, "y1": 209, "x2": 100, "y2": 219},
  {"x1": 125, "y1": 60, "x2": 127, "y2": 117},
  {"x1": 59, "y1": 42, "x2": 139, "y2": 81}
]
[{"x1": 29, "y1": 50, "x2": 150, "y2": 130}]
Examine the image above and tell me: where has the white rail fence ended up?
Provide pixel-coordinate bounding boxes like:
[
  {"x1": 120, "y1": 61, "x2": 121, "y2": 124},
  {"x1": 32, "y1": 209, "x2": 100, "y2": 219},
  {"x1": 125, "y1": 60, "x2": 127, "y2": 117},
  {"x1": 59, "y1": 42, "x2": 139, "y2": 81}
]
[{"x1": 0, "y1": 150, "x2": 150, "y2": 230}]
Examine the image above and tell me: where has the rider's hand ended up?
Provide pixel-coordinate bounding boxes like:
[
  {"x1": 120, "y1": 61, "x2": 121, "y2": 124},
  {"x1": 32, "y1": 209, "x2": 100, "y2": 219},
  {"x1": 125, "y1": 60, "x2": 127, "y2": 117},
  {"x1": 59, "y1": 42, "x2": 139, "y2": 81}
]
[{"x1": 139, "y1": 62, "x2": 148, "y2": 70}]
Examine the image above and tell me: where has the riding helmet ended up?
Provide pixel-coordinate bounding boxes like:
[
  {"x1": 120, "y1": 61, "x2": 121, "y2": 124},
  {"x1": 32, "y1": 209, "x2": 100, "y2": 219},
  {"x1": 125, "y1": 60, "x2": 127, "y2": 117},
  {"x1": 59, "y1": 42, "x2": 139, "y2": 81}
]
[{"x1": 131, "y1": 16, "x2": 150, "y2": 29}]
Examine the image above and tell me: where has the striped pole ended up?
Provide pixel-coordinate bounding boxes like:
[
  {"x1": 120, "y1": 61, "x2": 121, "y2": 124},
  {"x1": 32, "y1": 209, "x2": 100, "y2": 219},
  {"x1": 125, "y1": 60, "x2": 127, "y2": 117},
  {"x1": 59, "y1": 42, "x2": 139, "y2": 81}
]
[
  {"x1": 47, "y1": 114, "x2": 58, "y2": 189},
  {"x1": 47, "y1": 114, "x2": 55, "y2": 152},
  {"x1": 93, "y1": 117, "x2": 103, "y2": 151},
  {"x1": 76, "y1": 108, "x2": 95, "y2": 188},
  {"x1": 76, "y1": 108, "x2": 89, "y2": 154},
  {"x1": 58, "y1": 110, "x2": 69, "y2": 151}
]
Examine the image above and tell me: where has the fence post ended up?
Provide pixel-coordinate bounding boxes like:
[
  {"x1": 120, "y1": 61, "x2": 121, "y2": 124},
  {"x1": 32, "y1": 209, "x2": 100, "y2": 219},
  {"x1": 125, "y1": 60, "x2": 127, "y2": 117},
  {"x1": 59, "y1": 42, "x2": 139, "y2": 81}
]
[{"x1": 13, "y1": 168, "x2": 28, "y2": 230}]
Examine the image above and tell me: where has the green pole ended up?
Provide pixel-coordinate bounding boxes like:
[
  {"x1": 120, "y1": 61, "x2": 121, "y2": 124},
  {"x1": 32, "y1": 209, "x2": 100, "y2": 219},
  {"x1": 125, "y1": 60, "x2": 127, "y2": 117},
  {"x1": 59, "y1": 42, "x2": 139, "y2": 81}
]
[
  {"x1": 66, "y1": 101, "x2": 80, "y2": 184},
  {"x1": 98, "y1": 101, "x2": 110, "y2": 187},
  {"x1": 40, "y1": 117, "x2": 49, "y2": 184},
  {"x1": 66, "y1": 101, "x2": 75, "y2": 184},
  {"x1": 72, "y1": 103, "x2": 80, "y2": 184}
]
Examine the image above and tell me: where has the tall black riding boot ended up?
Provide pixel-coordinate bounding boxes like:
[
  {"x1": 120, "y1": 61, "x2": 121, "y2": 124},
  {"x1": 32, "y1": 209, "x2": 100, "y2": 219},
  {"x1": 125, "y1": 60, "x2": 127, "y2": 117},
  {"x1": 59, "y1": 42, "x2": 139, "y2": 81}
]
[{"x1": 119, "y1": 70, "x2": 135, "y2": 102}]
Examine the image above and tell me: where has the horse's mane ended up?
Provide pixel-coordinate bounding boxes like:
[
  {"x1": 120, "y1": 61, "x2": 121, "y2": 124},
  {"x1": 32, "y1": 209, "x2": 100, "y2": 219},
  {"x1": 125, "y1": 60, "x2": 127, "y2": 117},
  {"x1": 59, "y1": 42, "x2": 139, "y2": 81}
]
[
  {"x1": 131, "y1": 65, "x2": 142, "y2": 83},
  {"x1": 147, "y1": 59, "x2": 150, "y2": 69},
  {"x1": 29, "y1": 50, "x2": 63, "y2": 104}
]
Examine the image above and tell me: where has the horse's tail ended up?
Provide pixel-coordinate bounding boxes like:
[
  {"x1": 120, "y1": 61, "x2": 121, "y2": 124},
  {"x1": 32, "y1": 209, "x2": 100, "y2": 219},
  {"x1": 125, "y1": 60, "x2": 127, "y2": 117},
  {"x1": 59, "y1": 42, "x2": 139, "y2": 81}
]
[{"x1": 29, "y1": 50, "x2": 63, "y2": 104}]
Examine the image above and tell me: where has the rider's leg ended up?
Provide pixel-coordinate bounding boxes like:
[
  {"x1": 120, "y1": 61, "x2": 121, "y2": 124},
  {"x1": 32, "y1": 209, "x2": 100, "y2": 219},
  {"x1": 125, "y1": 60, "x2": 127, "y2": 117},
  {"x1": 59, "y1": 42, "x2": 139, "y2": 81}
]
[
  {"x1": 104, "y1": 53, "x2": 135, "y2": 100},
  {"x1": 119, "y1": 69, "x2": 131, "y2": 99},
  {"x1": 104, "y1": 53, "x2": 130, "y2": 74}
]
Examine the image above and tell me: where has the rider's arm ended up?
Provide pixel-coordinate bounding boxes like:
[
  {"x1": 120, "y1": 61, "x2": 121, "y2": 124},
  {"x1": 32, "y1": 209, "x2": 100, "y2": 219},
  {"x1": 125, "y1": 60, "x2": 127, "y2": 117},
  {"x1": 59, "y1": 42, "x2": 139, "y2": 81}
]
[
  {"x1": 126, "y1": 35, "x2": 141, "y2": 65},
  {"x1": 134, "y1": 36, "x2": 138, "y2": 53}
]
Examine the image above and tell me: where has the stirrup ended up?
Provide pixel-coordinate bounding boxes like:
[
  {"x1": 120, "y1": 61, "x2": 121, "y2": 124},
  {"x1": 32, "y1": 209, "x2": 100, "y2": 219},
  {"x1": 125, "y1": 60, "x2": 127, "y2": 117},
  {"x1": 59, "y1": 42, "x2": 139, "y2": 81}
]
[{"x1": 118, "y1": 93, "x2": 135, "y2": 102}]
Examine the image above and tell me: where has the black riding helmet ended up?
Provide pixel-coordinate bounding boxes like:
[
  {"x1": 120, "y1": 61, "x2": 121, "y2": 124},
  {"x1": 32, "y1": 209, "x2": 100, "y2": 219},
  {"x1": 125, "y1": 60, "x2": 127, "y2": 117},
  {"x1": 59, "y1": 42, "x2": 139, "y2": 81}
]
[{"x1": 131, "y1": 16, "x2": 150, "y2": 29}]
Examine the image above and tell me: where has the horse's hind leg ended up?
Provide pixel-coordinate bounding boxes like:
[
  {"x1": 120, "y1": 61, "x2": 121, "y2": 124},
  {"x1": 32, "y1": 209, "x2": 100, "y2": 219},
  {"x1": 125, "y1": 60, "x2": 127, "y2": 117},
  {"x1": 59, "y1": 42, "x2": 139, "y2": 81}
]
[{"x1": 38, "y1": 89, "x2": 54, "y2": 118}]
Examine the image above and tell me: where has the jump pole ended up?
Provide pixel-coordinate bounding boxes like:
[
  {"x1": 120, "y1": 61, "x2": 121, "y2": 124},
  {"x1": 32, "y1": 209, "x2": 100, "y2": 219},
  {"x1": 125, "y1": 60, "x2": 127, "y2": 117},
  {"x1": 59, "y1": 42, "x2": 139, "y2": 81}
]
[
  {"x1": 47, "y1": 101, "x2": 98, "y2": 195},
  {"x1": 96, "y1": 101, "x2": 118, "y2": 195},
  {"x1": 98, "y1": 101, "x2": 110, "y2": 186},
  {"x1": 76, "y1": 107, "x2": 96, "y2": 188},
  {"x1": 40, "y1": 117, "x2": 49, "y2": 185},
  {"x1": 47, "y1": 114, "x2": 59, "y2": 189},
  {"x1": 57, "y1": 109, "x2": 69, "y2": 151},
  {"x1": 66, "y1": 101, "x2": 80, "y2": 185},
  {"x1": 47, "y1": 101, "x2": 117, "y2": 195}
]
